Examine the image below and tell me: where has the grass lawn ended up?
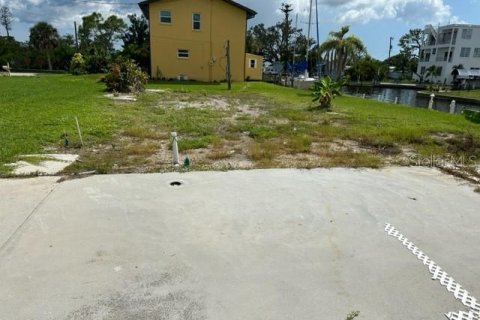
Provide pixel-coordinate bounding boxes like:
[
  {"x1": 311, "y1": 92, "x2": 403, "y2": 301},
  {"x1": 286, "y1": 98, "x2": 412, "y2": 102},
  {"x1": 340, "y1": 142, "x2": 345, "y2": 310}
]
[
  {"x1": 1, "y1": 74, "x2": 479, "y2": 178},
  {"x1": 431, "y1": 89, "x2": 480, "y2": 101}
]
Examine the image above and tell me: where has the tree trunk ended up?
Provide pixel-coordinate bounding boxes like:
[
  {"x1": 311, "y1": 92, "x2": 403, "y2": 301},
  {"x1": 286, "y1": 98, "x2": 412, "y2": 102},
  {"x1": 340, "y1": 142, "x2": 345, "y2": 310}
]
[
  {"x1": 46, "y1": 51, "x2": 53, "y2": 71},
  {"x1": 336, "y1": 48, "x2": 344, "y2": 80}
]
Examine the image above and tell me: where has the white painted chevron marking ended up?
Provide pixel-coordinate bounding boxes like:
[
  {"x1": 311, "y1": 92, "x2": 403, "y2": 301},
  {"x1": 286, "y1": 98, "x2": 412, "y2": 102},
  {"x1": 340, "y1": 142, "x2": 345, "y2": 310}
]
[{"x1": 384, "y1": 223, "x2": 479, "y2": 320}]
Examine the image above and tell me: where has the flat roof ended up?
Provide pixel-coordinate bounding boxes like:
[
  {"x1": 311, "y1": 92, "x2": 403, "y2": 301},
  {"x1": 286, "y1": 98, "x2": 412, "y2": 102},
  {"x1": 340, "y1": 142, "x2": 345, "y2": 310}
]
[{"x1": 139, "y1": 0, "x2": 257, "y2": 20}]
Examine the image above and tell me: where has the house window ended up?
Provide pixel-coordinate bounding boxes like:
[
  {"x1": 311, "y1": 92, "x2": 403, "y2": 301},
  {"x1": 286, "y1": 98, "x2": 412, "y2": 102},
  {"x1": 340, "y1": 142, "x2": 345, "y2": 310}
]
[
  {"x1": 460, "y1": 47, "x2": 471, "y2": 57},
  {"x1": 160, "y1": 10, "x2": 171, "y2": 23},
  {"x1": 249, "y1": 59, "x2": 257, "y2": 68},
  {"x1": 177, "y1": 49, "x2": 189, "y2": 58},
  {"x1": 462, "y1": 29, "x2": 472, "y2": 39},
  {"x1": 420, "y1": 66, "x2": 426, "y2": 75},
  {"x1": 192, "y1": 13, "x2": 201, "y2": 30},
  {"x1": 432, "y1": 48, "x2": 436, "y2": 55},
  {"x1": 474, "y1": 48, "x2": 480, "y2": 58}
]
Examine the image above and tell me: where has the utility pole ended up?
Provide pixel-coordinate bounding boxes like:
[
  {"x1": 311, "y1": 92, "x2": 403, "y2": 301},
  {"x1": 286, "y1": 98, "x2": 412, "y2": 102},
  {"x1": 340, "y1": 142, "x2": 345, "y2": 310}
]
[
  {"x1": 225, "y1": 40, "x2": 231, "y2": 90},
  {"x1": 74, "y1": 21, "x2": 79, "y2": 50},
  {"x1": 388, "y1": 36, "x2": 394, "y2": 66},
  {"x1": 280, "y1": 3, "x2": 293, "y2": 86}
]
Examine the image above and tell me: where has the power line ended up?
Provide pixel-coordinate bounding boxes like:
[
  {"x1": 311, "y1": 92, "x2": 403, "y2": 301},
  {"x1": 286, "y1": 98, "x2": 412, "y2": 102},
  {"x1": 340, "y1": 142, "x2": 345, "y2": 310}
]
[{"x1": 75, "y1": 0, "x2": 138, "y2": 5}]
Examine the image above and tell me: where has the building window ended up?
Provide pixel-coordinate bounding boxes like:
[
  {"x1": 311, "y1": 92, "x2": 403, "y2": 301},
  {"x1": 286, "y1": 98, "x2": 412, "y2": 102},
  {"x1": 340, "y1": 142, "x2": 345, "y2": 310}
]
[
  {"x1": 177, "y1": 49, "x2": 189, "y2": 58},
  {"x1": 462, "y1": 29, "x2": 472, "y2": 39},
  {"x1": 192, "y1": 13, "x2": 201, "y2": 30},
  {"x1": 160, "y1": 10, "x2": 171, "y2": 23},
  {"x1": 432, "y1": 48, "x2": 436, "y2": 55},
  {"x1": 460, "y1": 47, "x2": 471, "y2": 57},
  {"x1": 420, "y1": 66, "x2": 426, "y2": 75},
  {"x1": 474, "y1": 48, "x2": 480, "y2": 58},
  {"x1": 249, "y1": 59, "x2": 257, "y2": 68}
]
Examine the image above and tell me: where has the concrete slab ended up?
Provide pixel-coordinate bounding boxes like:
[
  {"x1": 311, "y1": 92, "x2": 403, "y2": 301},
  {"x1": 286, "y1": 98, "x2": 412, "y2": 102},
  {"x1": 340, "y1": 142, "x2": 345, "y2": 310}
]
[
  {"x1": 0, "y1": 168, "x2": 479, "y2": 320},
  {"x1": 7, "y1": 154, "x2": 79, "y2": 176},
  {"x1": 0, "y1": 177, "x2": 58, "y2": 251}
]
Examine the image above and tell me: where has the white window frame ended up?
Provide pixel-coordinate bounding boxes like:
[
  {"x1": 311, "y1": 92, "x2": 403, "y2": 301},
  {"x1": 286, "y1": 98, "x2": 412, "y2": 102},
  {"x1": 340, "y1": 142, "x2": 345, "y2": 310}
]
[
  {"x1": 249, "y1": 59, "x2": 257, "y2": 68},
  {"x1": 160, "y1": 10, "x2": 171, "y2": 24},
  {"x1": 473, "y1": 48, "x2": 480, "y2": 58},
  {"x1": 192, "y1": 13, "x2": 201, "y2": 31},
  {"x1": 460, "y1": 47, "x2": 471, "y2": 58},
  {"x1": 462, "y1": 28, "x2": 472, "y2": 39},
  {"x1": 177, "y1": 49, "x2": 190, "y2": 59}
]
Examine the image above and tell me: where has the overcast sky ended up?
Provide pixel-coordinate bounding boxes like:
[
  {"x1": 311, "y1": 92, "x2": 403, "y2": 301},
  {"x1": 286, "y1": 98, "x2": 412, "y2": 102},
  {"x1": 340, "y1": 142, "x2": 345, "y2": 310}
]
[{"x1": 0, "y1": 0, "x2": 479, "y2": 60}]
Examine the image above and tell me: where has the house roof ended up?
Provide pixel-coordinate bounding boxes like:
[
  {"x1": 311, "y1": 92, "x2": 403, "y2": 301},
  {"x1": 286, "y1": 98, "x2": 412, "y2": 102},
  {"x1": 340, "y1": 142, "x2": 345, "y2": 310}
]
[
  {"x1": 138, "y1": 0, "x2": 257, "y2": 20},
  {"x1": 452, "y1": 69, "x2": 480, "y2": 79}
]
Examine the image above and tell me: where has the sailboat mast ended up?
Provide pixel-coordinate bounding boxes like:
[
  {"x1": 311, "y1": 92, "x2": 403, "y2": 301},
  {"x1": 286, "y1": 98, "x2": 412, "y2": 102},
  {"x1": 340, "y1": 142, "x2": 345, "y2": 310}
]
[
  {"x1": 315, "y1": 0, "x2": 320, "y2": 76},
  {"x1": 306, "y1": 0, "x2": 313, "y2": 78}
]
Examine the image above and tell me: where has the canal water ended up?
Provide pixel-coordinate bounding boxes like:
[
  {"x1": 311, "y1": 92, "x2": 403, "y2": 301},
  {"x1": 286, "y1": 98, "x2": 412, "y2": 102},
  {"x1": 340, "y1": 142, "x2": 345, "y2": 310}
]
[{"x1": 344, "y1": 86, "x2": 480, "y2": 113}]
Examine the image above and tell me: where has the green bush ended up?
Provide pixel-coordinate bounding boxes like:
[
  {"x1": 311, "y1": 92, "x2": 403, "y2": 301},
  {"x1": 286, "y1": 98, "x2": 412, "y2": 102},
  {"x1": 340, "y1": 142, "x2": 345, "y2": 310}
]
[
  {"x1": 70, "y1": 53, "x2": 86, "y2": 75},
  {"x1": 311, "y1": 76, "x2": 345, "y2": 109},
  {"x1": 104, "y1": 57, "x2": 148, "y2": 93},
  {"x1": 463, "y1": 109, "x2": 480, "y2": 124}
]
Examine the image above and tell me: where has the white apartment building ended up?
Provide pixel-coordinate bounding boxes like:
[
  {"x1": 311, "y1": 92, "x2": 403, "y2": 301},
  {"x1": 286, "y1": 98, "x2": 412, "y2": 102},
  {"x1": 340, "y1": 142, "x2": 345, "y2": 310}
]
[{"x1": 415, "y1": 24, "x2": 480, "y2": 84}]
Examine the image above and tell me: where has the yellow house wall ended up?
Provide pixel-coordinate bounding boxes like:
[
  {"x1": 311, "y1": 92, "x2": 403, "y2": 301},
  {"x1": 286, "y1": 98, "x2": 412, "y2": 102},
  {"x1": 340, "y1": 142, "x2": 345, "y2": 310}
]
[
  {"x1": 245, "y1": 53, "x2": 263, "y2": 80},
  {"x1": 149, "y1": 0, "x2": 247, "y2": 82}
]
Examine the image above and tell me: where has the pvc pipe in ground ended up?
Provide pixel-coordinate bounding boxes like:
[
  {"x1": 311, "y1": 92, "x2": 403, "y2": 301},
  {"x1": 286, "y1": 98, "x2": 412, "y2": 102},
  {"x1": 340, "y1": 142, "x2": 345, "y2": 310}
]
[
  {"x1": 428, "y1": 94, "x2": 435, "y2": 110},
  {"x1": 449, "y1": 100, "x2": 456, "y2": 114},
  {"x1": 171, "y1": 132, "x2": 180, "y2": 165}
]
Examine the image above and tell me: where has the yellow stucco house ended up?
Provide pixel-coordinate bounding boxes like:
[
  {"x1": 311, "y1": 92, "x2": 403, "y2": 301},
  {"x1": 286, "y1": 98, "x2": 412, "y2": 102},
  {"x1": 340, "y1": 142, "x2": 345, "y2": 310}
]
[{"x1": 139, "y1": 0, "x2": 259, "y2": 82}]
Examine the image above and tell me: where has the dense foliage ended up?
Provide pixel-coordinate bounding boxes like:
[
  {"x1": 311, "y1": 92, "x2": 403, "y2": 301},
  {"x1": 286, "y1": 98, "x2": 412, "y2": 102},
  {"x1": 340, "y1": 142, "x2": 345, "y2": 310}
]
[
  {"x1": 104, "y1": 57, "x2": 148, "y2": 93},
  {"x1": 0, "y1": 8, "x2": 149, "y2": 74}
]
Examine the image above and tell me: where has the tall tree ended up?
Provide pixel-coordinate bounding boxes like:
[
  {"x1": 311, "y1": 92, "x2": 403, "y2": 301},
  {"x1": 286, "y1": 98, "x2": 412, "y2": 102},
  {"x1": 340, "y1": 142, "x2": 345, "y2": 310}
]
[
  {"x1": 319, "y1": 25, "x2": 366, "y2": 80},
  {"x1": 398, "y1": 28, "x2": 422, "y2": 60},
  {"x1": 0, "y1": 36, "x2": 20, "y2": 66},
  {"x1": 397, "y1": 28, "x2": 422, "y2": 76},
  {"x1": 29, "y1": 22, "x2": 59, "y2": 71},
  {"x1": 246, "y1": 23, "x2": 282, "y2": 62},
  {"x1": 79, "y1": 12, "x2": 125, "y2": 54},
  {"x1": 78, "y1": 12, "x2": 126, "y2": 72},
  {"x1": 0, "y1": 6, "x2": 13, "y2": 37},
  {"x1": 53, "y1": 34, "x2": 76, "y2": 70},
  {"x1": 121, "y1": 14, "x2": 150, "y2": 71}
]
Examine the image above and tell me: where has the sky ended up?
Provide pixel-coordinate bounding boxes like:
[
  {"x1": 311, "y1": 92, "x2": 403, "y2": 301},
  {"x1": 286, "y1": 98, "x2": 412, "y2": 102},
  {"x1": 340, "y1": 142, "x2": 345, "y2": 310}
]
[{"x1": 0, "y1": 0, "x2": 479, "y2": 60}]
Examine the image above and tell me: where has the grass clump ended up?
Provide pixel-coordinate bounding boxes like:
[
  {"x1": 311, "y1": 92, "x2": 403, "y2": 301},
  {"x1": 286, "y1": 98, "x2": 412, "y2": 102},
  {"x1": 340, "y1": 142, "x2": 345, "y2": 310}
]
[{"x1": 287, "y1": 134, "x2": 312, "y2": 153}]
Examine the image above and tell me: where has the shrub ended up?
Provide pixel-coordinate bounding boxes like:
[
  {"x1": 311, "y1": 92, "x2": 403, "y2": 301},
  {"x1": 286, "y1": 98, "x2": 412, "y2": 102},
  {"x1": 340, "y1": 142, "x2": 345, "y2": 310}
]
[
  {"x1": 463, "y1": 109, "x2": 480, "y2": 124},
  {"x1": 104, "y1": 57, "x2": 148, "y2": 93},
  {"x1": 70, "y1": 53, "x2": 86, "y2": 75},
  {"x1": 311, "y1": 76, "x2": 345, "y2": 109}
]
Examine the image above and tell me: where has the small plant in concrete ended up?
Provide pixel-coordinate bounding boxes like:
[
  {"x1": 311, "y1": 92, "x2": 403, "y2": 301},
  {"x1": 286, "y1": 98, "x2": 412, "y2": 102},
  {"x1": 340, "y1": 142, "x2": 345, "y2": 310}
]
[{"x1": 345, "y1": 310, "x2": 360, "y2": 320}]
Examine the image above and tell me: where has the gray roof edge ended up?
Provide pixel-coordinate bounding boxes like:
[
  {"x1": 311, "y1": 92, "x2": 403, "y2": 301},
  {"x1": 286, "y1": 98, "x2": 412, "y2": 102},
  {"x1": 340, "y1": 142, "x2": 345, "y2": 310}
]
[{"x1": 138, "y1": 0, "x2": 257, "y2": 20}]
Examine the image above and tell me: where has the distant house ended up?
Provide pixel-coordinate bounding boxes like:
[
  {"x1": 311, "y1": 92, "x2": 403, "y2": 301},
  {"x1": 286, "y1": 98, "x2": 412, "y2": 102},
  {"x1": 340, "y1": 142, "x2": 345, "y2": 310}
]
[
  {"x1": 415, "y1": 24, "x2": 480, "y2": 84},
  {"x1": 138, "y1": 0, "x2": 257, "y2": 82},
  {"x1": 245, "y1": 53, "x2": 263, "y2": 81}
]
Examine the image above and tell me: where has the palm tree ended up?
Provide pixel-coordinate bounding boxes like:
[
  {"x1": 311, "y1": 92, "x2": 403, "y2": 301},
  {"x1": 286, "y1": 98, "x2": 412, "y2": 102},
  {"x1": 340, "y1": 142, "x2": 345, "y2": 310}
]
[
  {"x1": 319, "y1": 26, "x2": 366, "y2": 80},
  {"x1": 29, "y1": 22, "x2": 59, "y2": 71},
  {"x1": 425, "y1": 65, "x2": 441, "y2": 82}
]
